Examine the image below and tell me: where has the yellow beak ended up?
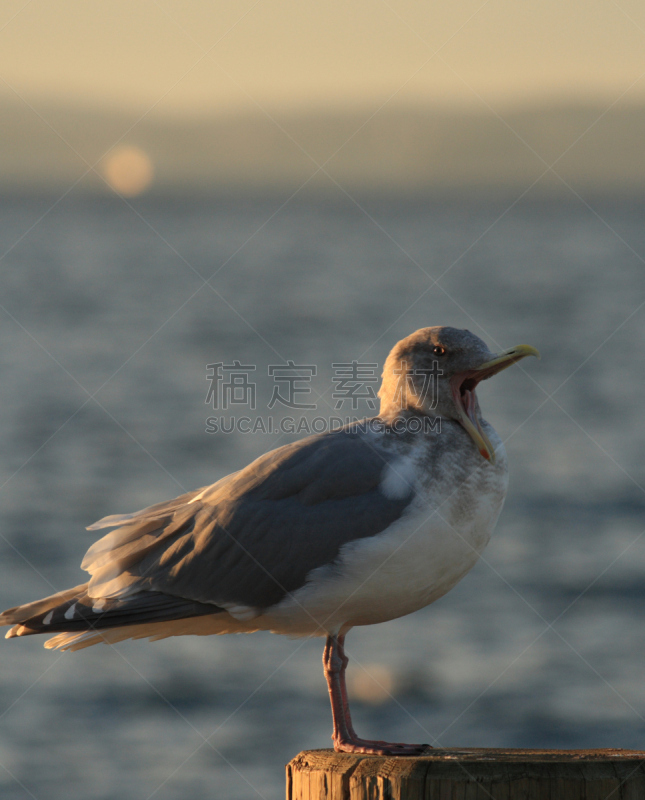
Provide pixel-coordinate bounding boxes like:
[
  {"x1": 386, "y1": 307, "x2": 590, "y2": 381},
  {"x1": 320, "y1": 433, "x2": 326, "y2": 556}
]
[{"x1": 475, "y1": 344, "x2": 541, "y2": 380}]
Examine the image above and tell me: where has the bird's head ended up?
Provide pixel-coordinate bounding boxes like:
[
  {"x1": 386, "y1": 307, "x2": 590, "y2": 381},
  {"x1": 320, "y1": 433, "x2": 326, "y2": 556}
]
[{"x1": 378, "y1": 326, "x2": 539, "y2": 462}]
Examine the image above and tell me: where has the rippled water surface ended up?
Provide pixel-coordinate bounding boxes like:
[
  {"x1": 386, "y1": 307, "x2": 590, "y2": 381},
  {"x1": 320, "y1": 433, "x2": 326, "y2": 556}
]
[{"x1": 0, "y1": 191, "x2": 643, "y2": 799}]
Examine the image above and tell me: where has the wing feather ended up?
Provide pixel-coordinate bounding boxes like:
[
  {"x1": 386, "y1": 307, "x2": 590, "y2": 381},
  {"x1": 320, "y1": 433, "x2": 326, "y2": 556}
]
[
  {"x1": 84, "y1": 428, "x2": 414, "y2": 609},
  {"x1": 2, "y1": 426, "x2": 416, "y2": 649}
]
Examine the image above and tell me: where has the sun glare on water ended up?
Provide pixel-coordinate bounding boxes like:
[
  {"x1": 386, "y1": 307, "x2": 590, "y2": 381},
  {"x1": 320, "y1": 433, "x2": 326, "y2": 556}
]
[{"x1": 102, "y1": 146, "x2": 154, "y2": 196}]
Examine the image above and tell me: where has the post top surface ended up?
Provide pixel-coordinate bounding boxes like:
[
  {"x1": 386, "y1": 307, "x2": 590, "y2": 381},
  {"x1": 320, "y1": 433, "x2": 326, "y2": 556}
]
[
  {"x1": 295, "y1": 747, "x2": 645, "y2": 764},
  {"x1": 287, "y1": 749, "x2": 645, "y2": 798}
]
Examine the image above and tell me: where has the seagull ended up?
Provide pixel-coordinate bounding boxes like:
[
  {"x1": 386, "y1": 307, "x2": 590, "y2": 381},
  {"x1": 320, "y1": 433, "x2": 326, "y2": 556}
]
[{"x1": 0, "y1": 327, "x2": 538, "y2": 755}]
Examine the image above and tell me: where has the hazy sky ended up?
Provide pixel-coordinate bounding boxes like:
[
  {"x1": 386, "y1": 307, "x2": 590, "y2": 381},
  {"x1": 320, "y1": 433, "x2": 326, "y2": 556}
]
[{"x1": 1, "y1": 0, "x2": 645, "y2": 113}]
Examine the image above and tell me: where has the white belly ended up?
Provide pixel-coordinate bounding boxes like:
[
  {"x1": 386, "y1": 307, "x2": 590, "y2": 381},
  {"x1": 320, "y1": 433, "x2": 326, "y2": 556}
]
[{"x1": 262, "y1": 449, "x2": 508, "y2": 637}]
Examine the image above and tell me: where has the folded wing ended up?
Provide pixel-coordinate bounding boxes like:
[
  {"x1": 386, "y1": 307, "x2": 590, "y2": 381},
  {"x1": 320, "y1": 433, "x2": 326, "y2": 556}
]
[
  {"x1": 2, "y1": 426, "x2": 415, "y2": 648},
  {"x1": 102, "y1": 428, "x2": 414, "y2": 610}
]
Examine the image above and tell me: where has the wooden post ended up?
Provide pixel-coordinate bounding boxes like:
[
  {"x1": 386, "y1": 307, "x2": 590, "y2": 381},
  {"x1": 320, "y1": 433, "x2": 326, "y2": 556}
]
[{"x1": 286, "y1": 748, "x2": 645, "y2": 799}]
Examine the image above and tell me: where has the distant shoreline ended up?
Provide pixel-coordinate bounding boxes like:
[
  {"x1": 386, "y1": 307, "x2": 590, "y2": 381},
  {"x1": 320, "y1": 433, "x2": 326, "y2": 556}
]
[{"x1": 2, "y1": 100, "x2": 645, "y2": 195}]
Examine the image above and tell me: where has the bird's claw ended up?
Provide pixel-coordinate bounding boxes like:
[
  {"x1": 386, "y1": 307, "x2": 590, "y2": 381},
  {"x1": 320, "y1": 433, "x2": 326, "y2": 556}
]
[{"x1": 333, "y1": 737, "x2": 431, "y2": 756}]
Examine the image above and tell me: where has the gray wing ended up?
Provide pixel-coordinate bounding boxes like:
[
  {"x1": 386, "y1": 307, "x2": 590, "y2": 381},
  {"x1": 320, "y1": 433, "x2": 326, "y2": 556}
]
[{"x1": 84, "y1": 428, "x2": 414, "y2": 610}]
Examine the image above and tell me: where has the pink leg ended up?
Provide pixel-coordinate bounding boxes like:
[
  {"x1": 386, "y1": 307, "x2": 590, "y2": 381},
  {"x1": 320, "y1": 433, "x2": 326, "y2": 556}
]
[{"x1": 322, "y1": 634, "x2": 430, "y2": 755}]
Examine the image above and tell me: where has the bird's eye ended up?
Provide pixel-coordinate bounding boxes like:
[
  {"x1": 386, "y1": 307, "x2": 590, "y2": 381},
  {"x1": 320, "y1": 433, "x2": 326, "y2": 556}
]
[{"x1": 433, "y1": 346, "x2": 446, "y2": 356}]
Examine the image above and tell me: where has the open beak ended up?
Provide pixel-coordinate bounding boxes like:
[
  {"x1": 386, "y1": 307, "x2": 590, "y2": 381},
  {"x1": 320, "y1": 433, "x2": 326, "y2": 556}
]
[{"x1": 450, "y1": 344, "x2": 540, "y2": 463}]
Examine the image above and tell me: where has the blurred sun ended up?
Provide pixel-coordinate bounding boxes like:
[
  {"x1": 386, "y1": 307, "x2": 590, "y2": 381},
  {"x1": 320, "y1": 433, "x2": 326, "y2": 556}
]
[
  {"x1": 102, "y1": 146, "x2": 154, "y2": 196},
  {"x1": 347, "y1": 664, "x2": 395, "y2": 705}
]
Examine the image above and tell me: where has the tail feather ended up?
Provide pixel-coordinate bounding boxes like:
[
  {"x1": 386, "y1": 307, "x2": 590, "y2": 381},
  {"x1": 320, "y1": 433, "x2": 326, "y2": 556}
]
[
  {"x1": 44, "y1": 612, "x2": 258, "y2": 652},
  {"x1": 4, "y1": 586, "x2": 222, "y2": 642},
  {"x1": 0, "y1": 584, "x2": 87, "y2": 627},
  {"x1": 2, "y1": 479, "x2": 236, "y2": 650}
]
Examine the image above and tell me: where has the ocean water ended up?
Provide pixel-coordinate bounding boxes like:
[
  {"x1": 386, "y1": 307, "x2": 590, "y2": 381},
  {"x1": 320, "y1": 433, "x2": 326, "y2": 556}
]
[{"x1": 0, "y1": 190, "x2": 643, "y2": 799}]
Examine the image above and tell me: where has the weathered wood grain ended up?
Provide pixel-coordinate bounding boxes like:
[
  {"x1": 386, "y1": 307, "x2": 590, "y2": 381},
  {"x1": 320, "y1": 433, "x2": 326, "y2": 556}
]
[{"x1": 286, "y1": 748, "x2": 645, "y2": 800}]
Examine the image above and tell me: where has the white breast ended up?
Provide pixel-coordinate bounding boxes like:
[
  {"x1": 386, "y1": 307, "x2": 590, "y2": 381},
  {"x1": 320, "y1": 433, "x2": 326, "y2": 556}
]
[{"x1": 264, "y1": 430, "x2": 509, "y2": 638}]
